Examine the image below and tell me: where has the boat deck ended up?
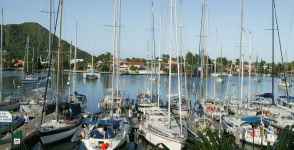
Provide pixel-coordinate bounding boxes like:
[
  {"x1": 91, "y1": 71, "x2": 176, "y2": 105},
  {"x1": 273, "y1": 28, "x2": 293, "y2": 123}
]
[{"x1": 0, "y1": 113, "x2": 55, "y2": 150}]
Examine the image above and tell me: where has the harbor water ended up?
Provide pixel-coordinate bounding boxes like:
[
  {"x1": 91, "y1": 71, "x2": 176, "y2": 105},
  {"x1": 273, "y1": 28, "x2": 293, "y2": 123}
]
[{"x1": 2, "y1": 71, "x2": 294, "y2": 149}]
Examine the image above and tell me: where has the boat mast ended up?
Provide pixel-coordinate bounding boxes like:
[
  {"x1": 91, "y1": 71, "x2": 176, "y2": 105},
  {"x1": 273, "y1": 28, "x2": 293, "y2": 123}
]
[
  {"x1": 168, "y1": 0, "x2": 173, "y2": 129},
  {"x1": 91, "y1": 32, "x2": 94, "y2": 70},
  {"x1": 157, "y1": 13, "x2": 162, "y2": 109},
  {"x1": 73, "y1": 21, "x2": 77, "y2": 99},
  {"x1": 0, "y1": 8, "x2": 3, "y2": 101},
  {"x1": 68, "y1": 41, "x2": 72, "y2": 102},
  {"x1": 248, "y1": 32, "x2": 252, "y2": 107},
  {"x1": 56, "y1": 0, "x2": 63, "y2": 122},
  {"x1": 271, "y1": 0, "x2": 275, "y2": 105},
  {"x1": 26, "y1": 36, "x2": 29, "y2": 73},
  {"x1": 175, "y1": 0, "x2": 183, "y2": 136},
  {"x1": 150, "y1": 2, "x2": 154, "y2": 102},
  {"x1": 238, "y1": 0, "x2": 244, "y2": 108},
  {"x1": 111, "y1": 0, "x2": 118, "y2": 116},
  {"x1": 214, "y1": 29, "x2": 217, "y2": 98},
  {"x1": 116, "y1": 0, "x2": 121, "y2": 97}
]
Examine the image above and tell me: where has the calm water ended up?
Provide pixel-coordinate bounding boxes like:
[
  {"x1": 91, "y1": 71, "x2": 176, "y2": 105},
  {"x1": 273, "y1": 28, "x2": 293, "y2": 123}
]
[{"x1": 2, "y1": 71, "x2": 294, "y2": 149}]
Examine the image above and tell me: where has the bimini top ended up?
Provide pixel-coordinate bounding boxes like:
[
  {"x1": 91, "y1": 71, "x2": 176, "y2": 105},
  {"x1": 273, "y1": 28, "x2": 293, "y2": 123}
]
[
  {"x1": 242, "y1": 117, "x2": 277, "y2": 124},
  {"x1": 86, "y1": 120, "x2": 121, "y2": 128}
]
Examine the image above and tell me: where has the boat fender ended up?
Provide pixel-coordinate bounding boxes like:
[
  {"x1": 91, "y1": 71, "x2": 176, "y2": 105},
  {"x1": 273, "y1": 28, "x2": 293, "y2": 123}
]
[
  {"x1": 65, "y1": 119, "x2": 69, "y2": 124},
  {"x1": 251, "y1": 132, "x2": 255, "y2": 137}
]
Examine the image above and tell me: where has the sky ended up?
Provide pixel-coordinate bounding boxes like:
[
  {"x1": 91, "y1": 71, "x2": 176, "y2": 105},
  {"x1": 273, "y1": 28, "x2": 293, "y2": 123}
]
[{"x1": 1, "y1": 0, "x2": 294, "y2": 63}]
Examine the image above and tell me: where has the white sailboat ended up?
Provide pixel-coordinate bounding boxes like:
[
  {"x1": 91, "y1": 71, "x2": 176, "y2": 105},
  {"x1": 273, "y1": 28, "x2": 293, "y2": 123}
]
[
  {"x1": 83, "y1": 1, "x2": 130, "y2": 149},
  {"x1": 83, "y1": 34, "x2": 101, "y2": 79},
  {"x1": 139, "y1": 1, "x2": 186, "y2": 149},
  {"x1": 22, "y1": 35, "x2": 38, "y2": 84},
  {"x1": 36, "y1": 1, "x2": 82, "y2": 144}
]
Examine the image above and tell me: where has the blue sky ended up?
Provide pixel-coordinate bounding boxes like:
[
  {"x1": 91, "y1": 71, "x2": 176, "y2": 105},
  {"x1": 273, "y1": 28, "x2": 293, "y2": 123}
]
[{"x1": 1, "y1": 0, "x2": 294, "y2": 63}]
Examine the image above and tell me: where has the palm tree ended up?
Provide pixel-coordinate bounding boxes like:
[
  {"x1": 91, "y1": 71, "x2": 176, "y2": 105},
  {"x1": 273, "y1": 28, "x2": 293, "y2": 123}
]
[{"x1": 184, "y1": 128, "x2": 236, "y2": 150}]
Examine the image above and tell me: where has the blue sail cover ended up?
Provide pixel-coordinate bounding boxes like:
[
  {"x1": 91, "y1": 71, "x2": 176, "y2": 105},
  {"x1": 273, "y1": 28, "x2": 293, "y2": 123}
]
[
  {"x1": 59, "y1": 102, "x2": 81, "y2": 117},
  {"x1": 242, "y1": 117, "x2": 277, "y2": 124},
  {"x1": 86, "y1": 120, "x2": 121, "y2": 128}
]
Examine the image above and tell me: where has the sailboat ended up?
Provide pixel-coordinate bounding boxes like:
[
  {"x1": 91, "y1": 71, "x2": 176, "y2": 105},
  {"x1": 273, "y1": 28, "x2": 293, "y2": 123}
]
[
  {"x1": 139, "y1": 1, "x2": 186, "y2": 149},
  {"x1": 83, "y1": 34, "x2": 101, "y2": 79},
  {"x1": 36, "y1": 0, "x2": 82, "y2": 144},
  {"x1": 22, "y1": 35, "x2": 38, "y2": 84},
  {"x1": 83, "y1": 1, "x2": 130, "y2": 149},
  {"x1": 69, "y1": 22, "x2": 87, "y2": 105}
]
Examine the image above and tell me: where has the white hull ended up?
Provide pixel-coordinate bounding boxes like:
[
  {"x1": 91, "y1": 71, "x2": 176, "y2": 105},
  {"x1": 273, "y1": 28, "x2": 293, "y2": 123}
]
[
  {"x1": 83, "y1": 72, "x2": 101, "y2": 79},
  {"x1": 139, "y1": 123, "x2": 183, "y2": 150},
  {"x1": 40, "y1": 123, "x2": 82, "y2": 145},
  {"x1": 83, "y1": 134, "x2": 127, "y2": 150}
]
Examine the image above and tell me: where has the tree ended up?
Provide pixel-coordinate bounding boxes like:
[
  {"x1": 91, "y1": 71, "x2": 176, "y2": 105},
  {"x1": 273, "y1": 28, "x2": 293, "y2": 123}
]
[{"x1": 130, "y1": 65, "x2": 137, "y2": 72}]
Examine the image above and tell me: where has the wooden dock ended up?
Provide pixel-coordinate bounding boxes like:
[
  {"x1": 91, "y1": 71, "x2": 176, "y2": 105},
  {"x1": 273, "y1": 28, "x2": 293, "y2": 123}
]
[{"x1": 0, "y1": 113, "x2": 55, "y2": 150}]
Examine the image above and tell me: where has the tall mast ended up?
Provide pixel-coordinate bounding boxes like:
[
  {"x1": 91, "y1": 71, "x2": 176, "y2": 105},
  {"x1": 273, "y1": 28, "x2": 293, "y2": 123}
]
[
  {"x1": 271, "y1": 0, "x2": 275, "y2": 105},
  {"x1": 116, "y1": 0, "x2": 121, "y2": 97},
  {"x1": 214, "y1": 29, "x2": 217, "y2": 98},
  {"x1": 56, "y1": 0, "x2": 63, "y2": 121},
  {"x1": 73, "y1": 21, "x2": 77, "y2": 99},
  {"x1": 48, "y1": 0, "x2": 52, "y2": 63},
  {"x1": 111, "y1": 0, "x2": 118, "y2": 116},
  {"x1": 238, "y1": 0, "x2": 244, "y2": 107},
  {"x1": 150, "y1": 2, "x2": 154, "y2": 102},
  {"x1": 68, "y1": 41, "x2": 72, "y2": 102},
  {"x1": 157, "y1": 14, "x2": 162, "y2": 108},
  {"x1": 248, "y1": 32, "x2": 252, "y2": 107},
  {"x1": 179, "y1": 0, "x2": 188, "y2": 99},
  {"x1": 168, "y1": 0, "x2": 173, "y2": 129},
  {"x1": 26, "y1": 36, "x2": 29, "y2": 73},
  {"x1": 91, "y1": 32, "x2": 94, "y2": 70},
  {"x1": 175, "y1": 0, "x2": 183, "y2": 136},
  {"x1": 0, "y1": 8, "x2": 3, "y2": 101}
]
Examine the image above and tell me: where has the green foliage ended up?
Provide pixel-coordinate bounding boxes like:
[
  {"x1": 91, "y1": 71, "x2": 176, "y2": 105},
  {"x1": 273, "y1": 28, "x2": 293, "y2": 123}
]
[
  {"x1": 130, "y1": 65, "x2": 137, "y2": 71},
  {"x1": 184, "y1": 128, "x2": 236, "y2": 150},
  {"x1": 266, "y1": 125, "x2": 294, "y2": 150},
  {"x1": 76, "y1": 61, "x2": 87, "y2": 70},
  {"x1": 98, "y1": 64, "x2": 110, "y2": 72},
  {"x1": 2, "y1": 22, "x2": 91, "y2": 68}
]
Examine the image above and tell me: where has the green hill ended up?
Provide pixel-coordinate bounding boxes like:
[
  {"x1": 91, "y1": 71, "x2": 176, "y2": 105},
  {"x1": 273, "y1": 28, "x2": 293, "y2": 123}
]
[{"x1": 2, "y1": 22, "x2": 91, "y2": 67}]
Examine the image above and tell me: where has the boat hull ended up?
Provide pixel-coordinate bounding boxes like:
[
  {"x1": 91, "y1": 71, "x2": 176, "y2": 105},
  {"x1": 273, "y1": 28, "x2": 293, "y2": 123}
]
[
  {"x1": 139, "y1": 123, "x2": 183, "y2": 150},
  {"x1": 0, "y1": 102, "x2": 20, "y2": 111},
  {"x1": 39, "y1": 122, "x2": 82, "y2": 145}
]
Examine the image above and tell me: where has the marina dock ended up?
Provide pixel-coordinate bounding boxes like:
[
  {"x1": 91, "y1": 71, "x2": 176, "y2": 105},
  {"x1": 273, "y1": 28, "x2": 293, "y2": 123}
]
[{"x1": 0, "y1": 113, "x2": 55, "y2": 150}]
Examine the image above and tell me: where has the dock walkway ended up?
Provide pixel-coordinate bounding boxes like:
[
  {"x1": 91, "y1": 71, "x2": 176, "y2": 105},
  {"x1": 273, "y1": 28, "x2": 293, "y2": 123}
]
[{"x1": 0, "y1": 113, "x2": 55, "y2": 150}]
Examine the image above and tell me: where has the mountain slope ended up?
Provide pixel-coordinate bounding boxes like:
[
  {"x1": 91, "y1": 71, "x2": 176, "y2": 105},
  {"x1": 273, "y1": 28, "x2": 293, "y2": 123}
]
[{"x1": 2, "y1": 22, "x2": 90, "y2": 62}]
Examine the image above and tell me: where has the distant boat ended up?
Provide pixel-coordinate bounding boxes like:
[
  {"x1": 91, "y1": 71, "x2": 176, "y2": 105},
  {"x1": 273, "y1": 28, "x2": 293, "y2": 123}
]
[
  {"x1": 22, "y1": 36, "x2": 38, "y2": 84},
  {"x1": 83, "y1": 68, "x2": 101, "y2": 79},
  {"x1": 216, "y1": 74, "x2": 224, "y2": 83},
  {"x1": 278, "y1": 77, "x2": 292, "y2": 87},
  {"x1": 83, "y1": 34, "x2": 101, "y2": 79}
]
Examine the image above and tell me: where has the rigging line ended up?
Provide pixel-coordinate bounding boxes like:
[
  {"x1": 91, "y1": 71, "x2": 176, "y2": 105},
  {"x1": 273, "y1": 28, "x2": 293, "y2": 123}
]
[
  {"x1": 194, "y1": 0, "x2": 205, "y2": 106},
  {"x1": 41, "y1": 0, "x2": 60, "y2": 125},
  {"x1": 273, "y1": 1, "x2": 290, "y2": 102}
]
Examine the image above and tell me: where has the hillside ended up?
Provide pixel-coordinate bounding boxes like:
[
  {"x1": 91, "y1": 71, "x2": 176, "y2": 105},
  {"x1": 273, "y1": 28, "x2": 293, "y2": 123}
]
[{"x1": 2, "y1": 22, "x2": 91, "y2": 62}]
